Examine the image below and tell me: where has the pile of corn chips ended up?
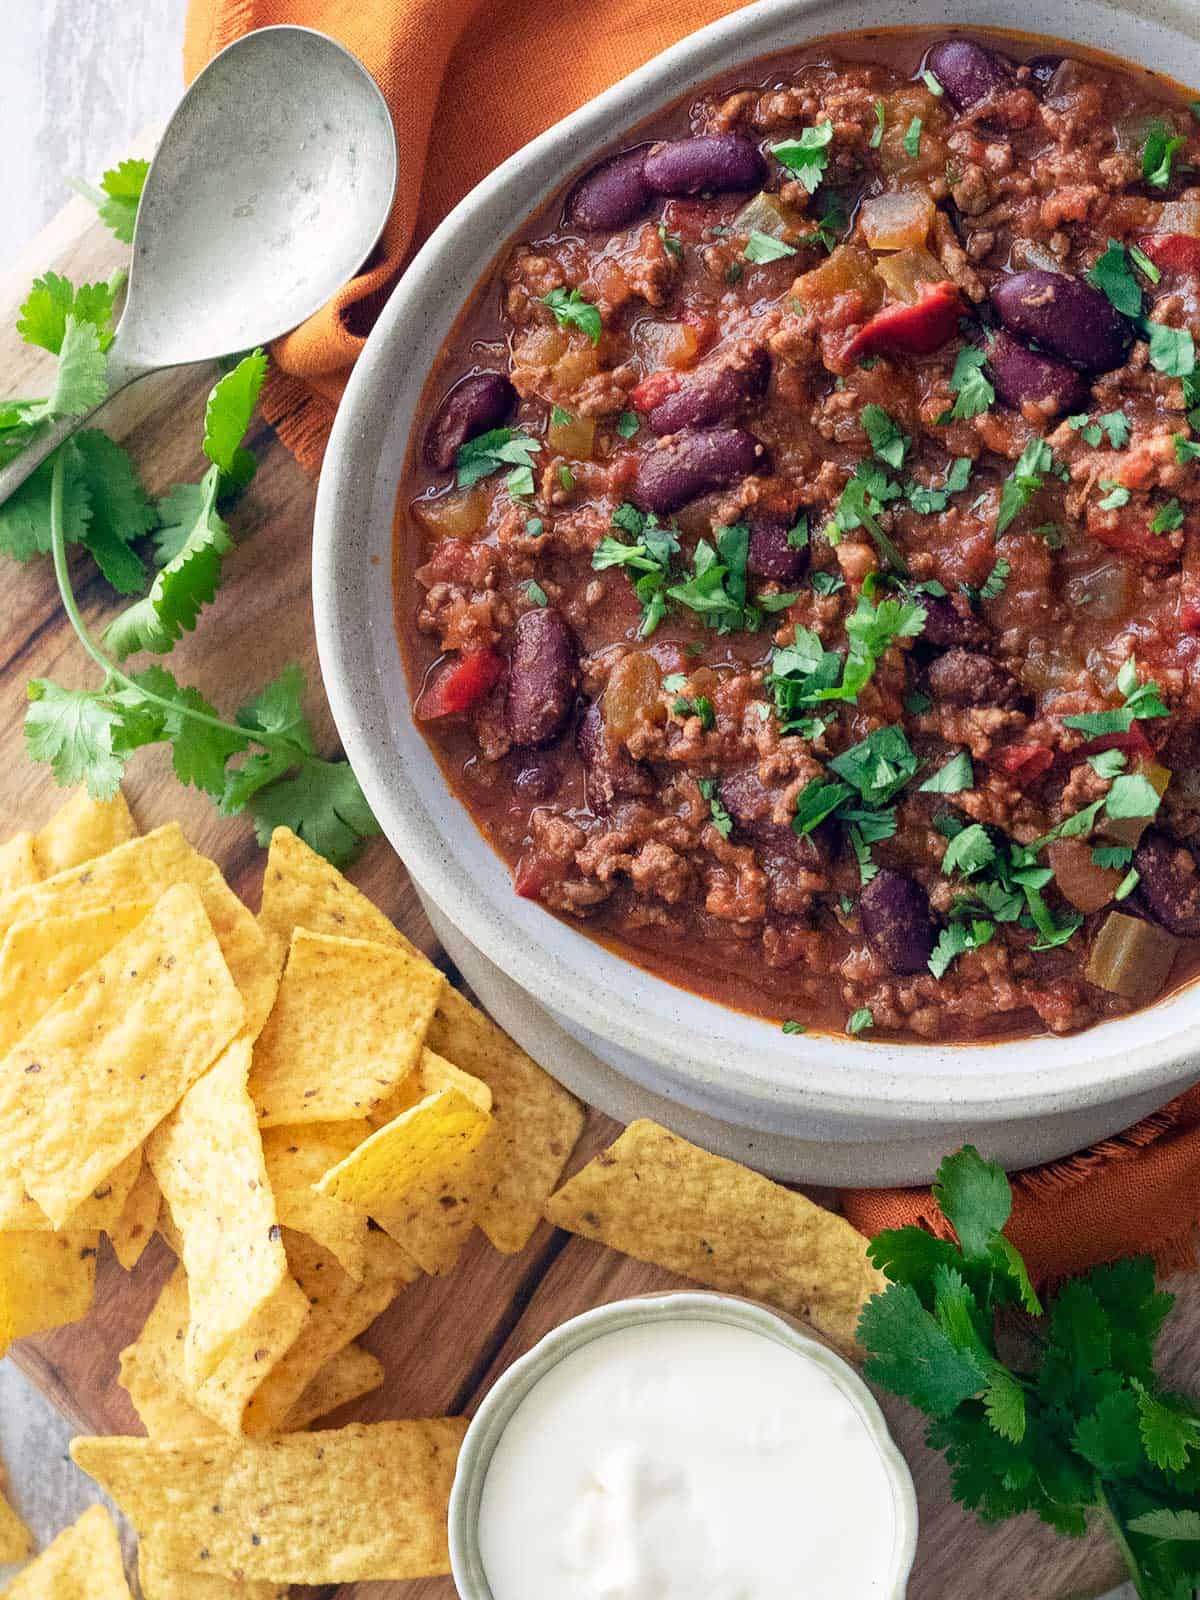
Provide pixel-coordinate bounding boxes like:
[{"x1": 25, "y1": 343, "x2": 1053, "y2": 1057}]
[{"x1": 0, "y1": 791, "x2": 584, "y2": 1592}]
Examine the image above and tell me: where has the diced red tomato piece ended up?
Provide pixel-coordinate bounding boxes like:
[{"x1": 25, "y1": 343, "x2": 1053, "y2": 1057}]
[
  {"x1": 1085, "y1": 505, "x2": 1179, "y2": 562},
  {"x1": 417, "y1": 649, "x2": 503, "y2": 721},
  {"x1": 990, "y1": 743, "x2": 1054, "y2": 783},
  {"x1": 1137, "y1": 233, "x2": 1200, "y2": 275},
  {"x1": 631, "y1": 371, "x2": 683, "y2": 413},
  {"x1": 1181, "y1": 601, "x2": 1200, "y2": 633},
  {"x1": 843, "y1": 280, "x2": 962, "y2": 363},
  {"x1": 1081, "y1": 726, "x2": 1155, "y2": 762}
]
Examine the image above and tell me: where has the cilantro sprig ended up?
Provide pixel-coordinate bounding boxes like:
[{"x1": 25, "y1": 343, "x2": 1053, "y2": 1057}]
[
  {"x1": 69, "y1": 158, "x2": 150, "y2": 244},
  {"x1": 770, "y1": 122, "x2": 833, "y2": 194},
  {"x1": 1063, "y1": 657, "x2": 1170, "y2": 739},
  {"x1": 766, "y1": 591, "x2": 926, "y2": 730},
  {"x1": 860, "y1": 1146, "x2": 1200, "y2": 1600}
]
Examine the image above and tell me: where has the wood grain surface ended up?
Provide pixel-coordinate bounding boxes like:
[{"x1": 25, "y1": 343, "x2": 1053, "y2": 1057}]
[{"x1": 2, "y1": 181, "x2": 1195, "y2": 1600}]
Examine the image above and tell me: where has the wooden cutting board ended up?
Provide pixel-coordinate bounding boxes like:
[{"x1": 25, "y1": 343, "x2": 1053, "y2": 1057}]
[{"x1": 2, "y1": 171, "x2": 1197, "y2": 1600}]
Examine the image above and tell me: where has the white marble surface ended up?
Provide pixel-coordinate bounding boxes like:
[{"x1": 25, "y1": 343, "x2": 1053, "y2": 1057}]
[{"x1": 0, "y1": 7, "x2": 188, "y2": 1583}]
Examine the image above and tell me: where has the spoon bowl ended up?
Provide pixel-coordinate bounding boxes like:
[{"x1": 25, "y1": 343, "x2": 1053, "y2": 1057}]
[{"x1": 0, "y1": 24, "x2": 397, "y2": 501}]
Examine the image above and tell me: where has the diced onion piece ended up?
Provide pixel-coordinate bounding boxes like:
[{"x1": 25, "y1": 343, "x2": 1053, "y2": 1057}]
[
  {"x1": 1063, "y1": 561, "x2": 1132, "y2": 625},
  {"x1": 733, "y1": 191, "x2": 798, "y2": 241},
  {"x1": 1085, "y1": 911, "x2": 1180, "y2": 1002},
  {"x1": 878, "y1": 86, "x2": 947, "y2": 178},
  {"x1": 547, "y1": 410, "x2": 596, "y2": 459},
  {"x1": 637, "y1": 319, "x2": 706, "y2": 372},
  {"x1": 604, "y1": 651, "x2": 663, "y2": 741},
  {"x1": 1099, "y1": 759, "x2": 1172, "y2": 846},
  {"x1": 859, "y1": 189, "x2": 936, "y2": 252},
  {"x1": 874, "y1": 245, "x2": 948, "y2": 305},
  {"x1": 554, "y1": 342, "x2": 600, "y2": 387},
  {"x1": 792, "y1": 243, "x2": 884, "y2": 313},
  {"x1": 1047, "y1": 838, "x2": 1122, "y2": 914},
  {"x1": 1154, "y1": 198, "x2": 1200, "y2": 237},
  {"x1": 414, "y1": 487, "x2": 489, "y2": 539}
]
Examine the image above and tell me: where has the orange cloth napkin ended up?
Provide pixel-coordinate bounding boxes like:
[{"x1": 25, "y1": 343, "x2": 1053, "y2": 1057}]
[{"x1": 184, "y1": 0, "x2": 1200, "y2": 1281}]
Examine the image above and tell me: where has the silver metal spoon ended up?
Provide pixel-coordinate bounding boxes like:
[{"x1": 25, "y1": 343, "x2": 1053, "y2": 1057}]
[{"x1": 0, "y1": 24, "x2": 397, "y2": 503}]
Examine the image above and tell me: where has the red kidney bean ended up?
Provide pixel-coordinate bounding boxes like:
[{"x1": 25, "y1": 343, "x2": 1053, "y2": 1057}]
[
  {"x1": 860, "y1": 868, "x2": 938, "y2": 976},
  {"x1": 646, "y1": 346, "x2": 770, "y2": 436},
  {"x1": 990, "y1": 271, "x2": 1132, "y2": 374},
  {"x1": 926, "y1": 37, "x2": 1015, "y2": 110},
  {"x1": 747, "y1": 514, "x2": 807, "y2": 584},
  {"x1": 633, "y1": 427, "x2": 765, "y2": 513},
  {"x1": 567, "y1": 147, "x2": 652, "y2": 232},
  {"x1": 576, "y1": 702, "x2": 653, "y2": 812},
  {"x1": 984, "y1": 330, "x2": 1089, "y2": 417},
  {"x1": 512, "y1": 754, "x2": 562, "y2": 803},
  {"x1": 928, "y1": 648, "x2": 1027, "y2": 710},
  {"x1": 424, "y1": 372, "x2": 517, "y2": 472},
  {"x1": 719, "y1": 770, "x2": 822, "y2": 866},
  {"x1": 1132, "y1": 830, "x2": 1200, "y2": 937},
  {"x1": 506, "y1": 608, "x2": 579, "y2": 748},
  {"x1": 917, "y1": 593, "x2": 986, "y2": 651},
  {"x1": 643, "y1": 134, "x2": 765, "y2": 197}
]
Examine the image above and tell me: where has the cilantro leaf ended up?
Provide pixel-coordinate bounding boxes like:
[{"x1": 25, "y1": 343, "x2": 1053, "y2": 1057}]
[
  {"x1": 928, "y1": 917, "x2": 995, "y2": 978},
  {"x1": 1129, "y1": 1510, "x2": 1200, "y2": 1542},
  {"x1": 1087, "y1": 240, "x2": 1143, "y2": 319},
  {"x1": 948, "y1": 347, "x2": 995, "y2": 420},
  {"x1": 203, "y1": 348, "x2": 267, "y2": 493},
  {"x1": 903, "y1": 117, "x2": 923, "y2": 158},
  {"x1": 43, "y1": 315, "x2": 109, "y2": 420},
  {"x1": 246, "y1": 752, "x2": 381, "y2": 867},
  {"x1": 744, "y1": 230, "x2": 796, "y2": 263},
  {"x1": 129, "y1": 665, "x2": 248, "y2": 798},
  {"x1": 1064, "y1": 657, "x2": 1169, "y2": 736},
  {"x1": 71, "y1": 157, "x2": 150, "y2": 243},
  {"x1": 1142, "y1": 121, "x2": 1186, "y2": 189},
  {"x1": 770, "y1": 122, "x2": 833, "y2": 193},
  {"x1": 72, "y1": 431, "x2": 154, "y2": 595},
  {"x1": 456, "y1": 427, "x2": 540, "y2": 490},
  {"x1": 697, "y1": 776, "x2": 733, "y2": 838},
  {"x1": 933, "y1": 1145, "x2": 1012, "y2": 1260},
  {"x1": 996, "y1": 437, "x2": 1051, "y2": 535},
  {"x1": 17, "y1": 271, "x2": 123, "y2": 355},
  {"x1": 827, "y1": 460, "x2": 908, "y2": 572},
  {"x1": 860, "y1": 1281, "x2": 989, "y2": 1416},
  {"x1": 861, "y1": 403, "x2": 910, "y2": 469},
  {"x1": 1145, "y1": 320, "x2": 1195, "y2": 379},
  {"x1": 542, "y1": 287, "x2": 602, "y2": 345},
  {"x1": 920, "y1": 749, "x2": 974, "y2": 794},
  {"x1": 24, "y1": 678, "x2": 127, "y2": 798}
]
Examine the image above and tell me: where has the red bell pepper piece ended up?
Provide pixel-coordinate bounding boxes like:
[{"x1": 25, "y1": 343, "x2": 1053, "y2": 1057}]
[
  {"x1": 990, "y1": 744, "x2": 1054, "y2": 783},
  {"x1": 1181, "y1": 600, "x2": 1200, "y2": 633},
  {"x1": 1081, "y1": 726, "x2": 1155, "y2": 762},
  {"x1": 631, "y1": 371, "x2": 683, "y2": 413},
  {"x1": 1136, "y1": 233, "x2": 1200, "y2": 275},
  {"x1": 417, "y1": 649, "x2": 503, "y2": 721},
  {"x1": 843, "y1": 280, "x2": 962, "y2": 363}
]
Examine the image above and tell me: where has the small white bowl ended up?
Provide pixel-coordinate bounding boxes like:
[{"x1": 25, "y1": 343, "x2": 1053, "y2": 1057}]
[{"x1": 448, "y1": 1292, "x2": 918, "y2": 1599}]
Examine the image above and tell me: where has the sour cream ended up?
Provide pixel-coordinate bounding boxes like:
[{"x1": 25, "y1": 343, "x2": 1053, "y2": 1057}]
[{"x1": 475, "y1": 1315, "x2": 902, "y2": 1600}]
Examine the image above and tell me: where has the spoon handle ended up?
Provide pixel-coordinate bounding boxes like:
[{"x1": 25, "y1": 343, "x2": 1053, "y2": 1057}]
[{"x1": 0, "y1": 345, "x2": 150, "y2": 508}]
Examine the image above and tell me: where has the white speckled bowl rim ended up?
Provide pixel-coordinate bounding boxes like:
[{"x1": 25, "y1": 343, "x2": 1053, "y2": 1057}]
[
  {"x1": 314, "y1": 0, "x2": 1200, "y2": 1133},
  {"x1": 447, "y1": 1292, "x2": 918, "y2": 1600}
]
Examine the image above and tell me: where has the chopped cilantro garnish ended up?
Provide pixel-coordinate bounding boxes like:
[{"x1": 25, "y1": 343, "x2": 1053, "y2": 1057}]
[
  {"x1": 905, "y1": 457, "x2": 972, "y2": 515},
  {"x1": 698, "y1": 776, "x2": 733, "y2": 838},
  {"x1": 1129, "y1": 243, "x2": 1161, "y2": 285},
  {"x1": 456, "y1": 427, "x2": 540, "y2": 490},
  {"x1": 667, "y1": 523, "x2": 762, "y2": 634},
  {"x1": 770, "y1": 122, "x2": 834, "y2": 193},
  {"x1": 592, "y1": 504, "x2": 680, "y2": 637},
  {"x1": 827, "y1": 461, "x2": 908, "y2": 573},
  {"x1": 550, "y1": 404, "x2": 573, "y2": 429},
  {"x1": 725, "y1": 261, "x2": 744, "y2": 285},
  {"x1": 1115, "y1": 866, "x2": 1141, "y2": 899},
  {"x1": 996, "y1": 436, "x2": 1051, "y2": 534},
  {"x1": 673, "y1": 694, "x2": 715, "y2": 729},
  {"x1": 781, "y1": 1018, "x2": 807, "y2": 1034},
  {"x1": 903, "y1": 117, "x2": 923, "y2": 158},
  {"x1": 787, "y1": 517, "x2": 810, "y2": 549},
  {"x1": 922, "y1": 67, "x2": 944, "y2": 96},
  {"x1": 847, "y1": 1007, "x2": 875, "y2": 1035},
  {"x1": 929, "y1": 917, "x2": 995, "y2": 978},
  {"x1": 1150, "y1": 498, "x2": 1184, "y2": 534},
  {"x1": 1146, "y1": 321, "x2": 1195, "y2": 378},
  {"x1": 800, "y1": 193, "x2": 848, "y2": 253},
  {"x1": 829, "y1": 723, "x2": 920, "y2": 806},
  {"x1": 524, "y1": 579, "x2": 548, "y2": 607},
  {"x1": 616, "y1": 411, "x2": 639, "y2": 439},
  {"x1": 1175, "y1": 434, "x2": 1200, "y2": 464},
  {"x1": 1142, "y1": 121, "x2": 1185, "y2": 189},
  {"x1": 811, "y1": 570, "x2": 846, "y2": 596},
  {"x1": 947, "y1": 346, "x2": 995, "y2": 420},
  {"x1": 905, "y1": 689, "x2": 933, "y2": 714},
  {"x1": 558, "y1": 464, "x2": 575, "y2": 492},
  {"x1": 1063, "y1": 656, "x2": 1169, "y2": 737},
  {"x1": 1106, "y1": 772, "x2": 1165, "y2": 821},
  {"x1": 870, "y1": 101, "x2": 886, "y2": 148},
  {"x1": 1092, "y1": 843, "x2": 1133, "y2": 869},
  {"x1": 919, "y1": 749, "x2": 974, "y2": 794},
  {"x1": 1088, "y1": 749, "x2": 1128, "y2": 779},
  {"x1": 1098, "y1": 479, "x2": 1131, "y2": 510},
  {"x1": 542, "y1": 287, "x2": 602, "y2": 345},
  {"x1": 744, "y1": 230, "x2": 797, "y2": 264},
  {"x1": 662, "y1": 673, "x2": 687, "y2": 693},
  {"x1": 1099, "y1": 411, "x2": 1131, "y2": 449},
  {"x1": 765, "y1": 593, "x2": 926, "y2": 726},
  {"x1": 1087, "y1": 240, "x2": 1143, "y2": 318},
  {"x1": 861, "y1": 404, "x2": 910, "y2": 470},
  {"x1": 962, "y1": 557, "x2": 1010, "y2": 604},
  {"x1": 657, "y1": 223, "x2": 684, "y2": 260},
  {"x1": 525, "y1": 516, "x2": 544, "y2": 537}
]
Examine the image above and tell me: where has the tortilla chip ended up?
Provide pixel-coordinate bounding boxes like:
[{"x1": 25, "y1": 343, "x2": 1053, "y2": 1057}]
[
  {"x1": 544, "y1": 1120, "x2": 886, "y2": 1354},
  {"x1": 281, "y1": 1340, "x2": 385, "y2": 1430},
  {"x1": 248, "y1": 931, "x2": 440, "y2": 1127},
  {"x1": 0, "y1": 825, "x2": 277, "y2": 1038},
  {"x1": 318, "y1": 1088, "x2": 489, "y2": 1275},
  {"x1": 257, "y1": 827, "x2": 583, "y2": 1249},
  {"x1": 0, "y1": 1147, "x2": 143, "y2": 1235},
  {"x1": 108, "y1": 1160, "x2": 161, "y2": 1271},
  {"x1": 32, "y1": 787, "x2": 137, "y2": 879},
  {"x1": 370, "y1": 1046, "x2": 492, "y2": 1126},
  {"x1": 0, "y1": 835, "x2": 37, "y2": 897},
  {"x1": 0, "y1": 1231, "x2": 97, "y2": 1354},
  {"x1": 147, "y1": 1039, "x2": 291, "y2": 1387},
  {"x1": 138, "y1": 1544, "x2": 287, "y2": 1600},
  {"x1": 0, "y1": 1505, "x2": 131, "y2": 1599},
  {"x1": 72, "y1": 1422, "x2": 467, "y2": 1584},
  {"x1": 260, "y1": 1123, "x2": 371, "y2": 1281},
  {"x1": 119, "y1": 1264, "x2": 311, "y2": 1438},
  {"x1": 0, "y1": 884, "x2": 244, "y2": 1226},
  {"x1": 0, "y1": 901, "x2": 153, "y2": 1058},
  {"x1": 0, "y1": 1464, "x2": 33, "y2": 1563},
  {"x1": 240, "y1": 1228, "x2": 417, "y2": 1437}
]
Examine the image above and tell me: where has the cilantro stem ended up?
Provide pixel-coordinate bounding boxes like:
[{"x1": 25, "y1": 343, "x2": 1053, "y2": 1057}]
[
  {"x1": 1094, "y1": 1476, "x2": 1147, "y2": 1598},
  {"x1": 48, "y1": 450, "x2": 268, "y2": 750}
]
